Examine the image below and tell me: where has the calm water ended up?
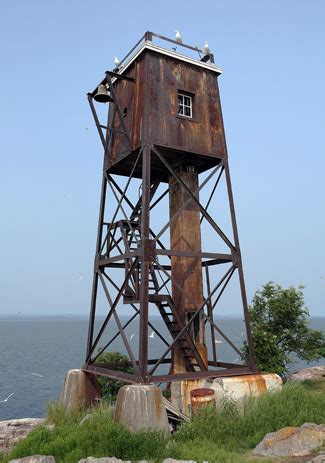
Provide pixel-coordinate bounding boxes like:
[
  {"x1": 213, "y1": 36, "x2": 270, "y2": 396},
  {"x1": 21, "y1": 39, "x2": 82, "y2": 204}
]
[{"x1": 0, "y1": 317, "x2": 324, "y2": 421}]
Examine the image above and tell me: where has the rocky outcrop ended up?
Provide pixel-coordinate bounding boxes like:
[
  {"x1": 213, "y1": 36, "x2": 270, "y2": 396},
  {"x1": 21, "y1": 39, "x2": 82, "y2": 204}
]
[
  {"x1": 308, "y1": 452, "x2": 325, "y2": 462},
  {"x1": 78, "y1": 459, "x2": 130, "y2": 463},
  {"x1": 9, "y1": 456, "x2": 55, "y2": 463},
  {"x1": 252, "y1": 423, "x2": 325, "y2": 457},
  {"x1": 290, "y1": 366, "x2": 325, "y2": 382},
  {"x1": 78, "y1": 460, "x2": 196, "y2": 463},
  {"x1": 0, "y1": 419, "x2": 45, "y2": 454},
  {"x1": 9, "y1": 459, "x2": 199, "y2": 463}
]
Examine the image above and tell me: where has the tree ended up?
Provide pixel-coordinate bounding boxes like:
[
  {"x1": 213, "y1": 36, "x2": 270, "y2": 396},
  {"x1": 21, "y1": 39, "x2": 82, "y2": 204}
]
[
  {"x1": 243, "y1": 282, "x2": 325, "y2": 377},
  {"x1": 96, "y1": 351, "x2": 134, "y2": 401}
]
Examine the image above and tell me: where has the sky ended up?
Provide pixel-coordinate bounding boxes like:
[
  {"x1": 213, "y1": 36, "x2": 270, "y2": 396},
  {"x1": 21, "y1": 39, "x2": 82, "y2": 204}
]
[{"x1": 0, "y1": 0, "x2": 324, "y2": 317}]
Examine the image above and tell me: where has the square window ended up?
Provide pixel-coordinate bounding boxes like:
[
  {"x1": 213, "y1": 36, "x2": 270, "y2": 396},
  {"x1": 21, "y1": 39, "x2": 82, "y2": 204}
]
[{"x1": 178, "y1": 92, "x2": 193, "y2": 118}]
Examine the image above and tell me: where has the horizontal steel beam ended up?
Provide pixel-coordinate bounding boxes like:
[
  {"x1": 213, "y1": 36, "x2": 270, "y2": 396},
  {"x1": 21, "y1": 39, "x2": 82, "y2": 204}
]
[
  {"x1": 83, "y1": 364, "x2": 139, "y2": 383},
  {"x1": 156, "y1": 249, "x2": 232, "y2": 260},
  {"x1": 150, "y1": 366, "x2": 256, "y2": 383},
  {"x1": 98, "y1": 251, "x2": 139, "y2": 266}
]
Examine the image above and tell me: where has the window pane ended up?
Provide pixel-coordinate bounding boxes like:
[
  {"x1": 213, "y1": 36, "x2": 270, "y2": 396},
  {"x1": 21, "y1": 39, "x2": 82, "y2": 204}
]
[{"x1": 177, "y1": 93, "x2": 192, "y2": 118}]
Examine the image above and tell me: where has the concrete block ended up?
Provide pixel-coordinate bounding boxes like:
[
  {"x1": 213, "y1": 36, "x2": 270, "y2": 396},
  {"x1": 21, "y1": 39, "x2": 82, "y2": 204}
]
[
  {"x1": 171, "y1": 373, "x2": 282, "y2": 415},
  {"x1": 60, "y1": 369, "x2": 101, "y2": 411},
  {"x1": 114, "y1": 384, "x2": 169, "y2": 433}
]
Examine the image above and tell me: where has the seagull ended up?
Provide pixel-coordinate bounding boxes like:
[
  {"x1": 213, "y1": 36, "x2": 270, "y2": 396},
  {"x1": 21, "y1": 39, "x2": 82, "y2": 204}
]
[
  {"x1": 149, "y1": 331, "x2": 155, "y2": 339},
  {"x1": 175, "y1": 30, "x2": 182, "y2": 44},
  {"x1": 0, "y1": 393, "x2": 14, "y2": 403},
  {"x1": 214, "y1": 339, "x2": 223, "y2": 344},
  {"x1": 32, "y1": 373, "x2": 43, "y2": 378},
  {"x1": 130, "y1": 333, "x2": 135, "y2": 340},
  {"x1": 114, "y1": 57, "x2": 120, "y2": 67},
  {"x1": 203, "y1": 41, "x2": 210, "y2": 55}
]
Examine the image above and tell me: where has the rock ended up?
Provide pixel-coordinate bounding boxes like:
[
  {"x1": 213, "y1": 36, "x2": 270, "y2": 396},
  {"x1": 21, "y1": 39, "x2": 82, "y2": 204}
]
[
  {"x1": 163, "y1": 460, "x2": 197, "y2": 463},
  {"x1": 290, "y1": 366, "x2": 325, "y2": 382},
  {"x1": 78, "y1": 459, "x2": 131, "y2": 463},
  {"x1": 78, "y1": 459, "x2": 196, "y2": 463},
  {"x1": 308, "y1": 453, "x2": 325, "y2": 462},
  {"x1": 252, "y1": 423, "x2": 325, "y2": 457},
  {"x1": 9, "y1": 456, "x2": 55, "y2": 463},
  {"x1": 0, "y1": 419, "x2": 45, "y2": 454}
]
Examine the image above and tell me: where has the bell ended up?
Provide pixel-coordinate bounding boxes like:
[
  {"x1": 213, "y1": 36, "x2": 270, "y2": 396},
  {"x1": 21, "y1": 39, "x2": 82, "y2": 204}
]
[{"x1": 94, "y1": 84, "x2": 112, "y2": 103}]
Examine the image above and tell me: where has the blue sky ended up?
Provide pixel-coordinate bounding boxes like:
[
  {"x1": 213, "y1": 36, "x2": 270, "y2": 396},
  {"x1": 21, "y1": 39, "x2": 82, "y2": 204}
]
[{"x1": 0, "y1": 0, "x2": 324, "y2": 316}]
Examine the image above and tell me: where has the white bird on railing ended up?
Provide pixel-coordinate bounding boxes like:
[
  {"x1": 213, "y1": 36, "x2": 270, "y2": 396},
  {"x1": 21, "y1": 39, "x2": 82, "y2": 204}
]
[
  {"x1": 0, "y1": 393, "x2": 14, "y2": 403},
  {"x1": 175, "y1": 30, "x2": 182, "y2": 44},
  {"x1": 204, "y1": 41, "x2": 210, "y2": 55},
  {"x1": 114, "y1": 57, "x2": 120, "y2": 67}
]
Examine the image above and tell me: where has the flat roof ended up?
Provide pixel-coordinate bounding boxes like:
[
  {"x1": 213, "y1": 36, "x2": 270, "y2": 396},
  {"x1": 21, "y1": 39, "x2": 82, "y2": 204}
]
[{"x1": 117, "y1": 41, "x2": 223, "y2": 77}]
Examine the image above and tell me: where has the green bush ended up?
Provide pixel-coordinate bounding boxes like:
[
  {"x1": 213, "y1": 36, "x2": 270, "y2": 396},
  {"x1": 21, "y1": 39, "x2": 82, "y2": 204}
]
[
  {"x1": 243, "y1": 282, "x2": 325, "y2": 376},
  {"x1": 95, "y1": 350, "x2": 134, "y2": 401}
]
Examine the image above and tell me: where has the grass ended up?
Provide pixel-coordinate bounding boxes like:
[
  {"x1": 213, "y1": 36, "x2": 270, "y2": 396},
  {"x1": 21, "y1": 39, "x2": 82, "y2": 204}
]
[{"x1": 1, "y1": 381, "x2": 324, "y2": 463}]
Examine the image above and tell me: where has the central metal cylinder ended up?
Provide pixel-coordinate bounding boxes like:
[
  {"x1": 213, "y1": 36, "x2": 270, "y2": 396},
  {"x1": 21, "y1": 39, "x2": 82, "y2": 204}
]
[{"x1": 169, "y1": 164, "x2": 206, "y2": 373}]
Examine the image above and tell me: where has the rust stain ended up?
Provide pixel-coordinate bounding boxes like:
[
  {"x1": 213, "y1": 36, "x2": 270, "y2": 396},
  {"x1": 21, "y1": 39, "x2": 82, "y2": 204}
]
[
  {"x1": 154, "y1": 387, "x2": 163, "y2": 420},
  {"x1": 109, "y1": 48, "x2": 225, "y2": 179}
]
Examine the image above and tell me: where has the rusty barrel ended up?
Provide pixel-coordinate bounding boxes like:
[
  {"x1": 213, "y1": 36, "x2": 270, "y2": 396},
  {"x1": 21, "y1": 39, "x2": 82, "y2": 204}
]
[{"x1": 190, "y1": 388, "x2": 215, "y2": 415}]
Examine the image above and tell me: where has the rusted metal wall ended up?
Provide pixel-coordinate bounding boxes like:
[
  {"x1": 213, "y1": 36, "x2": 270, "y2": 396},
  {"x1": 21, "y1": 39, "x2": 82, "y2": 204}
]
[{"x1": 110, "y1": 50, "x2": 226, "y2": 169}]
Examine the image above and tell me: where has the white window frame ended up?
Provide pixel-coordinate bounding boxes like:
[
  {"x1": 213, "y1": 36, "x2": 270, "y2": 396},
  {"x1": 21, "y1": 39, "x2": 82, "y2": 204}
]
[{"x1": 178, "y1": 92, "x2": 193, "y2": 118}]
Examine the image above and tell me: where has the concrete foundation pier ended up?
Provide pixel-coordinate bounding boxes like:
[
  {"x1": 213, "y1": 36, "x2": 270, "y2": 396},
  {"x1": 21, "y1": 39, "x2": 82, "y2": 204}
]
[
  {"x1": 171, "y1": 373, "x2": 283, "y2": 415},
  {"x1": 114, "y1": 384, "x2": 170, "y2": 433},
  {"x1": 60, "y1": 369, "x2": 101, "y2": 411}
]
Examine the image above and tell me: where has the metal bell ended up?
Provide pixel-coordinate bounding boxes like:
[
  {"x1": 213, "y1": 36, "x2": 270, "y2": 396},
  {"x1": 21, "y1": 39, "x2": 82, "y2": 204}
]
[{"x1": 94, "y1": 84, "x2": 112, "y2": 103}]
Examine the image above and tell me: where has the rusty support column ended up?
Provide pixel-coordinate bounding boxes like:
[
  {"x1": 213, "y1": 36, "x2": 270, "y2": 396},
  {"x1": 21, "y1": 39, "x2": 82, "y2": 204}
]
[
  {"x1": 169, "y1": 164, "x2": 206, "y2": 373},
  {"x1": 138, "y1": 146, "x2": 151, "y2": 381}
]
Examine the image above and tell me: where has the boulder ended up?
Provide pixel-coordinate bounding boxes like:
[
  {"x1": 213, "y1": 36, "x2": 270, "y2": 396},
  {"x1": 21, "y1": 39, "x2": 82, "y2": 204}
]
[
  {"x1": 252, "y1": 423, "x2": 325, "y2": 457},
  {"x1": 163, "y1": 460, "x2": 197, "y2": 463},
  {"x1": 290, "y1": 366, "x2": 325, "y2": 382},
  {"x1": 308, "y1": 451, "x2": 325, "y2": 462},
  {"x1": 9, "y1": 456, "x2": 55, "y2": 463},
  {"x1": 78, "y1": 460, "x2": 196, "y2": 463},
  {"x1": 0, "y1": 419, "x2": 45, "y2": 454},
  {"x1": 78, "y1": 459, "x2": 131, "y2": 463},
  {"x1": 78, "y1": 457, "x2": 131, "y2": 463}
]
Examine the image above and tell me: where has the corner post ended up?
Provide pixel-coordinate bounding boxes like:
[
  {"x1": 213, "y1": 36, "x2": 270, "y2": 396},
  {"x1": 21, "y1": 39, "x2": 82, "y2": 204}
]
[
  {"x1": 224, "y1": 158, "x2": 256, "y2": 369},
  {"x1": 138, "y1": 145, "x2": 151, "y2": 380}
]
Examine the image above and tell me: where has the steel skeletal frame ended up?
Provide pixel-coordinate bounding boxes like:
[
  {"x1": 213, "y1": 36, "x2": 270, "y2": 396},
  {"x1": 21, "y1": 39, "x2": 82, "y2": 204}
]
[{"x1": 83, "y1": 40, "x2": 257, "y2": 384}]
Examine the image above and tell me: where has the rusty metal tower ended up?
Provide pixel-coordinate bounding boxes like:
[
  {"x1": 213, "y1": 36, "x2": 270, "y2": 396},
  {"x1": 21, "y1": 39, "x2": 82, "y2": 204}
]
[{"x1": 83, "y1": 31, "x2": 256, "y2": 384}]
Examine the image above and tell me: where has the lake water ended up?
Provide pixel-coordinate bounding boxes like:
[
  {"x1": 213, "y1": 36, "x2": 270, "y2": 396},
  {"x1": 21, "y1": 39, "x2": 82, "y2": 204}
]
[{"x1": 0, "y1": 316, "x2": 324, "y2": 421}]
